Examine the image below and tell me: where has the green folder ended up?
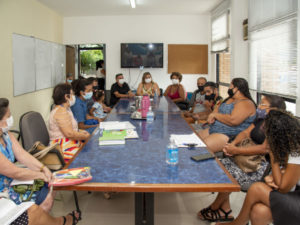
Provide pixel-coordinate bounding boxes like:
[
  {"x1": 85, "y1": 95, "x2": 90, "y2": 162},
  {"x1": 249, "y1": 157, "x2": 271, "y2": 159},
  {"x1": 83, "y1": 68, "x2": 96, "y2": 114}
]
[{"x1": 99, "y1": 130, "x2": 127, "y2": 145}]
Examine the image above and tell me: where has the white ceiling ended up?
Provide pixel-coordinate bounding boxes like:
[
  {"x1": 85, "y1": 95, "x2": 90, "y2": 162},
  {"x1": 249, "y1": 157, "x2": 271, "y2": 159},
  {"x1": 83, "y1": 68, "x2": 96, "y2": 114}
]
[{"x1": 37, "y1": 0, "x2": 223, "y2": 17}]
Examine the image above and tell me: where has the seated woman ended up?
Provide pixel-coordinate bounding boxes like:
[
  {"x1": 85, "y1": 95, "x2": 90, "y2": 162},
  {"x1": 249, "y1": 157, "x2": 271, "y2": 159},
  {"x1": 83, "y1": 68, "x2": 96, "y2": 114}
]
[
  {"x1": 164, "y1": 72, "x2": 187, "y2": 109},
  {"x1": 49, "y1": 83, "x2": 90, "y2": 162},
  {"x1": 214, "y1": 110, "x2": 300, "y2": 225},
  {"x1": 71, "y1": 79, "x2": 102, "y2": 134},
  {"x1": 198, "y1": 95, "x2": 286, "y2": 223},
  {"x1": 10, "y1": 204, "x2": 80, "y2": 225},
  {"x1": 198, "y1": 78, "x2": 256, "y2": 153},
  {"x1": 0, "y1": 98, "x2": 53, "y2": 211},
  {"x1": 136, "y1": 72, "x2": 160, "y2": 97}
]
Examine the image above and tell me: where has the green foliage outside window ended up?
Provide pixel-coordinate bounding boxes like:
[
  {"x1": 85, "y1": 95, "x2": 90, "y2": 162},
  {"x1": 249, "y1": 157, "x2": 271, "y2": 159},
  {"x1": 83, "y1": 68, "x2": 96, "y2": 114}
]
[{"x1": 80, "y1": 50, "x2": 103, "y2": 74}]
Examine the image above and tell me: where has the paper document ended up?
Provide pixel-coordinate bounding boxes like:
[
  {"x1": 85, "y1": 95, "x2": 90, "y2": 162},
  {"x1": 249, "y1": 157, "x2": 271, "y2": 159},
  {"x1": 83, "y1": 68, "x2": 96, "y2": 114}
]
[
  {"x1": 10, "y1": 179, "x2": 34, "y2": 186},
  {"x1": 99, "y1": 121, "x2": 136, "y2": 130},
  {"x1": 0, "y1": 198, "x2": 34, "y2": 225},
  {"x1": 170, "y1": 133, "x2": 206, "y2": 148}
]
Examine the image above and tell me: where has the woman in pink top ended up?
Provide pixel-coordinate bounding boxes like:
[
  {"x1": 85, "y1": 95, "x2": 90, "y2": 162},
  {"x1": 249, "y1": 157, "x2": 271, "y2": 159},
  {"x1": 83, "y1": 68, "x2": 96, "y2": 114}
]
[
  {"x1": 164, "y1": 72, "x2": 186, "y2": 102},
  {"x1": 49, "y1": 84, "x2": 90, "y2": 162}
]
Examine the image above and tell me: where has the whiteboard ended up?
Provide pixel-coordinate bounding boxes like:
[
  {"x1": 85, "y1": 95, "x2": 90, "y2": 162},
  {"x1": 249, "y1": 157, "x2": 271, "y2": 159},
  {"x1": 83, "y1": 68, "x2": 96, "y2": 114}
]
[
  {"x1": 12, "y1": 34, "x2": 66, "y2": 96},
  {"x1": 35, "y1": 39, "x2": 52, "y2": 91},
  {"x1": 52, "y1": 43, "x2": 66, "y2": 86},
  {"x1": 13, "y1": 34, "x2": 36, "y2": 96}
]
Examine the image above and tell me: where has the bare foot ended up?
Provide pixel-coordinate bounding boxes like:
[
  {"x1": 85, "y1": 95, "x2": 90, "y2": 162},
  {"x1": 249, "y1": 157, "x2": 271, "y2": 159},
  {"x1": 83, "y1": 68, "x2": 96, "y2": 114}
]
[{"x1": 40, "y1": 190, "x2": 56, "y2": 212}]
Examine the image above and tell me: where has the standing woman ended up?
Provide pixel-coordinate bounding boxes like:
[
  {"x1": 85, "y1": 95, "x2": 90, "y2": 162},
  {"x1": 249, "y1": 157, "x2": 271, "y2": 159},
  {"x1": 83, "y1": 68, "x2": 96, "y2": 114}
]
[
  {"x1": 215, "y1": 110, "x2": 300, "y2": 225},
  {"x1": 136, "y1": 72, "x2": 160, "y2": 97},
  {"x1": 164, "y1": 72, "x2": 186, "y2": 102}
]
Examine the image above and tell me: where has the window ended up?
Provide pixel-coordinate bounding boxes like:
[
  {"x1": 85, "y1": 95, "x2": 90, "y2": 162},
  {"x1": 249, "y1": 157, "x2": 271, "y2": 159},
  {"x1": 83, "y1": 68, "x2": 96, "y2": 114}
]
[
  {"x1": 217, "y1": 53, "x2": 231, "y2": 99},
  {"x1": 249, "y1": 0, "x2": 298, "y2": 107}
]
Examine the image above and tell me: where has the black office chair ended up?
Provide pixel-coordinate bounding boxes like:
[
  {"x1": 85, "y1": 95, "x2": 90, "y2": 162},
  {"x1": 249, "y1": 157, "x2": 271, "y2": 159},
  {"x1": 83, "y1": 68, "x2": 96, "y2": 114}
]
[{"x1": 19, "y1": 111, "x2": 50, "y2": 151}]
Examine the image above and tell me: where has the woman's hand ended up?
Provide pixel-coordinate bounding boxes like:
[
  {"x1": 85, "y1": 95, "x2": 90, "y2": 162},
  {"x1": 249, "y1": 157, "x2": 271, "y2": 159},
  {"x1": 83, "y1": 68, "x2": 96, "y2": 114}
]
[
  {"x1": 223, "y1": 143, "x2": 239, "y2": 156},
  {"x1": 264, "y1": 175, "x2": 279, "y2": 189},
  {"x1": 207, "y1": 113, "x2": 216, "y2": 124},
  {"x1": 42, "y1": 166, "x2": 53, "y2": 183}
]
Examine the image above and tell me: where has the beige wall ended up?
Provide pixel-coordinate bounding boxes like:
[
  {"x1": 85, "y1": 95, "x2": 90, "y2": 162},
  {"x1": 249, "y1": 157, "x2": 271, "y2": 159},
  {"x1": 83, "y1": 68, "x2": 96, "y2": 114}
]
[{"x1": 0, "y1": 0, "x2": 63, "y2": 128}]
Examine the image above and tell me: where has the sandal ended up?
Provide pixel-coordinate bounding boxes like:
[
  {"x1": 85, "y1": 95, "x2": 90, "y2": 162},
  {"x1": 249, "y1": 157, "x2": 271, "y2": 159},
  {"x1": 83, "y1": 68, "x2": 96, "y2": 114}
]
[
  {"x1": 197, "y1": 206, "x2": 212, "y2": 219},
  {"x1": 62, "y1": 210, "x2": 82, "y2": 225},
  {"x1": 199, "y1": 207, "x2": 234, "y2": 222}
]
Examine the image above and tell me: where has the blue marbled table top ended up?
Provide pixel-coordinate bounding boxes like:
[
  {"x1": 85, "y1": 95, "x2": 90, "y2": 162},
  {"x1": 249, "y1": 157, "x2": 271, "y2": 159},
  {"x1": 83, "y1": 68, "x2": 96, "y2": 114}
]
[{"x1": 69, "y1": 112, "x2": 233, "y2": 185}]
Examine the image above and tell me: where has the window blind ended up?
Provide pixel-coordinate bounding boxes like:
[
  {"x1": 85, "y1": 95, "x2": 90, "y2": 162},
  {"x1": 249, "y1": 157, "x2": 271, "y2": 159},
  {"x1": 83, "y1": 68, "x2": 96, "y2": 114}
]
[
  {"x1": 211, "y1": 0, "x2": 230, "y2": 53},
  {"x1": 249, "y1": 18, "x2": 297, "y2": 98}
]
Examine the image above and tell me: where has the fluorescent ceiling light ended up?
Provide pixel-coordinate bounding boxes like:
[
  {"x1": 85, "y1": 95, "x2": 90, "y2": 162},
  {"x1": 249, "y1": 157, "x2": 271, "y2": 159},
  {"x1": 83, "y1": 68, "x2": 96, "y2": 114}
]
[{"x1": 130, "y1": 0, "x2": 136, "y2": 8}]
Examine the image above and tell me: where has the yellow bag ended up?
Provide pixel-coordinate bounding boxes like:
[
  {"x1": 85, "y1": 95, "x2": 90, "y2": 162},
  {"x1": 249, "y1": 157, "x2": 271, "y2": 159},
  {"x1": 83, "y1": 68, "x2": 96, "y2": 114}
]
[{"x1": 28, "y1": 141, "x2": 65, "y2": 171}]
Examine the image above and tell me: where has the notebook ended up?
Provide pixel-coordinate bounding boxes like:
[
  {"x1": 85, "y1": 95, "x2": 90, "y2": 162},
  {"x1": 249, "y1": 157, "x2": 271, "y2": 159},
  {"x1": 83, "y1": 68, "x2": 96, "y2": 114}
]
[
  {"x1": 0, "y1": 198, "x2": 34, "y2": 225},
  {"x1": 99, "y1": 130, "x2": 127, "y2": 145},
  {"x1": 49, "y1": 167, "x2": 92, "y2": 187}
]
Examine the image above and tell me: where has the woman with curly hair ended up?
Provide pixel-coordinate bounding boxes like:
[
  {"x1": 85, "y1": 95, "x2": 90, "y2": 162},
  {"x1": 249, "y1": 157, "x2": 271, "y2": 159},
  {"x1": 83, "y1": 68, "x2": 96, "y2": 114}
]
[{"x1": 214, "y1": 110, "x2": 300, "y2": 225}]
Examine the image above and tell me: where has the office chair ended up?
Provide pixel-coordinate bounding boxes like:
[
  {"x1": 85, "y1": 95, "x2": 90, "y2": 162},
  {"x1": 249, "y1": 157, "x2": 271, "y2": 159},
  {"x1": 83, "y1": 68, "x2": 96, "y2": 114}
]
[{"x1": 19, "y1": 111, "x2": 50, "y2": 151}]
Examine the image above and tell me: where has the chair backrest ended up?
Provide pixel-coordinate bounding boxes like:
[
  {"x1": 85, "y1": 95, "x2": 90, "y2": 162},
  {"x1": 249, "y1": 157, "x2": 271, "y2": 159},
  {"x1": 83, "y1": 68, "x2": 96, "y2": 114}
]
[{"x1": 19, "y1": 111, "x2": 49, "y2": 151}]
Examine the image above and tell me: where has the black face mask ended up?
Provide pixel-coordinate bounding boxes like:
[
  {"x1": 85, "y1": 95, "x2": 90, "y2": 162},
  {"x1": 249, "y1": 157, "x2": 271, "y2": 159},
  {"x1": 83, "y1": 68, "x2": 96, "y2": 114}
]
[
  {"x1": 227, "y1": 88, "x2": 235, "y2": 98},
  {"x1": 205, "y1": 94, "x2": 216, "y2": 101},
  {"x1": 198, "y1": 85, "x2": 204, "y2": 92},
  {"x1": 93, "y1": 86, "x2": 99, "y2": 91}
]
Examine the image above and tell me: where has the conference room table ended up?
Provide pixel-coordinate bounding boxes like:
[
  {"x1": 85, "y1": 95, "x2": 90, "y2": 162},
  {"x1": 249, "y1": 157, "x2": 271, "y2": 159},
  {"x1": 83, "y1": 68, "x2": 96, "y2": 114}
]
[{"x1": 56, "y1": 96, "x2": 240, "y2": 225}]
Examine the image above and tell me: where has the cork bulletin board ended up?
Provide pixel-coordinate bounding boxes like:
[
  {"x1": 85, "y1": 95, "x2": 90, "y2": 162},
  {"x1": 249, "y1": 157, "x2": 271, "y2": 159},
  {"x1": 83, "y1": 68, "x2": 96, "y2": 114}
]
[{"x1": 168, "y1": 44, "x2": 208, "y2": 74}]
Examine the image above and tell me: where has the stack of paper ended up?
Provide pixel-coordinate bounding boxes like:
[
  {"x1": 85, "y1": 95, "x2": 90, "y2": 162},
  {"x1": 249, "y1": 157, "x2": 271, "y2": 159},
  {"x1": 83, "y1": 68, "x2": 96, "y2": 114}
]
[
  {"x1": 99, "y1": 121, "x2": 139, "y2": 144},
  {"x1": 99, "y1": 121, "x2": 135, "y2": 130},
  {"x1": 170, "y1": 133, "x2": 206, "y2": 148}
]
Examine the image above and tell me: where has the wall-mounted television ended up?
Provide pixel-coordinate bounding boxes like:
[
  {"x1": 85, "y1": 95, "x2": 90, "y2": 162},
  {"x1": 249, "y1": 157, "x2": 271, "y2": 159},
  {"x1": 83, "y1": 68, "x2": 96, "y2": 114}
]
[{"x1": 121, "y1": 43, "x2": 163, "y2": 68}]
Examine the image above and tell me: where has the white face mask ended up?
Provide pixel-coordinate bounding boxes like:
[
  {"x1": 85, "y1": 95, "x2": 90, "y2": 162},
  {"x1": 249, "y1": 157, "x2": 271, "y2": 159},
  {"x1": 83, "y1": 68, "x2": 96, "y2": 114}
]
[
  {"x1": 172, "y1": 79, "x2": 179, "y2": 85},
  {"x1": 1, "y1": 115, "x2": 14, "y2": 133},
  {"x1": 145, "y1": 78, "x2": 152, "y2": 83},
  {"x1": 118, "y1": 79, "x2": 125, "y2": 85},
  {"x1": 69, "y1": 95, "x2": 76, "y2": 107}
]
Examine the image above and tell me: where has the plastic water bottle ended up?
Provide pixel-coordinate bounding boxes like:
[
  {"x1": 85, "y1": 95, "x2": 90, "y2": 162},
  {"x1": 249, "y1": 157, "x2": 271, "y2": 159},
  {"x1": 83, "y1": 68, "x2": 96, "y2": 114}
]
[
  {"x1": 141, "y1": 95, "x2": 150, "y2": 118},
  {"x1": 147, "y1": 106, "x2": 154, "y2": 123},
  {"x1": 166, "y1": 138, "x2": 179, "y2": 165}
]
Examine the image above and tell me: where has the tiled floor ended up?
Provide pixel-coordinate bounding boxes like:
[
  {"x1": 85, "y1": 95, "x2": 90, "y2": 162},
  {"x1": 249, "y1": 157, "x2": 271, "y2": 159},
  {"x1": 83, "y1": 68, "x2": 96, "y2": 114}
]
[{"x1": 51, "y1": 191, "x2": 246, "y2": 225}]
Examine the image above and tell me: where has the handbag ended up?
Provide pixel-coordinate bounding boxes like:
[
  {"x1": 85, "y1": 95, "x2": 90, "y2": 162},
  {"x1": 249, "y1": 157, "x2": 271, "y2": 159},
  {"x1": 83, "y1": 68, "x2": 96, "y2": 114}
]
[
  {"x1": 28, "y1": 141, "x2": 65, "y2": 171},
  {"x1": 233, "y1": 138, "x2": 265, "y2": 173},
  {"x1": 12, "y1": 179, "x2": 44, "y2": 202}
]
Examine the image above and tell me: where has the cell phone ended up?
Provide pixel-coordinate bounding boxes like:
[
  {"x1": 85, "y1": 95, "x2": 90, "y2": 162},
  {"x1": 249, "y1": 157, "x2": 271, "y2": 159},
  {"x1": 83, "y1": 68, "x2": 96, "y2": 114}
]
[{"x1": 191, "y1": 152, "x2": 215, "y2": 162}]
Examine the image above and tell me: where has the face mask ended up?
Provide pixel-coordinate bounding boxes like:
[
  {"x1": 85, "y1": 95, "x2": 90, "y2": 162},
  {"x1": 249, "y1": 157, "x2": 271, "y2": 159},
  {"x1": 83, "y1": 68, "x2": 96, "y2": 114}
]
[
  {"x1": 83, "y1": 91, "x2": 93, "y2": 100},
  {"x1": 67, "y1": 79, "x2": 73, "y2": 84},
  {"x1": 198, "y1": 85, "x2": 204, "y2": 92},
  {"x1": 93, "y1": 86, "x2": 98, "y2": 90},
  {"x1": 1, "y1": 115, "x2": 14, "y2": 133},
  {"x1": 227, "y1": 88, "x2": 236, "y2": 98},
  {"x1": 205, "y1": 94, "x2": 216, "y2": 101},
  {"x1": 172, "y1": 79, "x2": 179, "y2": 85},
  {"x1": 256, "y1": 108, "x2": 267, "y2": 119},
  {"x1": 118, "y1": 79, "x2": 125, "y2": 85},
  {"x1": 69, "y1": 95, "x2": 76, "y2": 107},
  {"x1": 145, "y1": 78, "x2": 152, "y2": 83}
]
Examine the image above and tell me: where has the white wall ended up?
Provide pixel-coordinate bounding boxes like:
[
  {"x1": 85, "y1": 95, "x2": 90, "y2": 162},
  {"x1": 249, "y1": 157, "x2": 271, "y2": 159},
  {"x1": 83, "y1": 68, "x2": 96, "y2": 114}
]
[
  {"x1": 230, "y1": 0, "x2": 249, "y2": 80},
  {"x1": 0, "y1": 0, "x2": 63, "y2": 128},
  {"x1": 64, "y1": 15, "x2": 211, "y2": 92}
]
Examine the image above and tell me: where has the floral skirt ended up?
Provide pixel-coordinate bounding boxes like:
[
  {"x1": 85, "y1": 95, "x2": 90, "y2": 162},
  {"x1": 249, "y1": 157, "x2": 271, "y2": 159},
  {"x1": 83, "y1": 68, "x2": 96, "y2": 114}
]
[{"x1": 50, "y1": 138, "x2": 82, "y2": 163}]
